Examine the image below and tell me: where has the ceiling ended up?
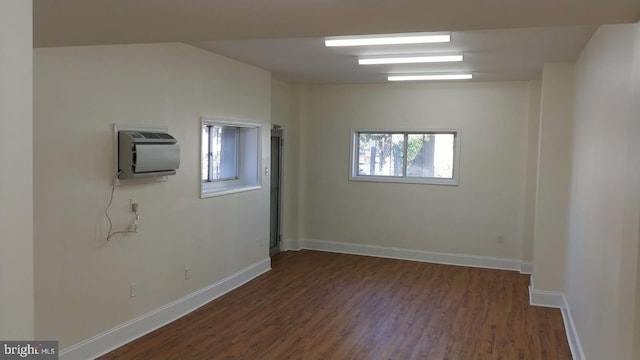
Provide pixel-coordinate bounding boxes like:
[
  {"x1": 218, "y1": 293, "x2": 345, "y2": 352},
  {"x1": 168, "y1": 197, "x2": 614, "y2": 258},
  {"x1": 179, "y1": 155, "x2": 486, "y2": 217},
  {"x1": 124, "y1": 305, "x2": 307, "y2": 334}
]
[
  {"x1": 34, "y1": 0, "x2": 640, "y2": 84},
  {"x1": 192, "y1": 26, "x2": 596, "y2": 83}
]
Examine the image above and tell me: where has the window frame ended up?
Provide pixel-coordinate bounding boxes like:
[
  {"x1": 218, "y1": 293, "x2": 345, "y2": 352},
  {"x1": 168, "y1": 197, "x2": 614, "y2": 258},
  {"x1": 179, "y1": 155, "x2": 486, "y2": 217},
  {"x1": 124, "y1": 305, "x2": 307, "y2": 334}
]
[
  {"x1": 349, "y1": 128, "x2": 461, "y2": 186},
  {"x1": 200, "y1": 118, "x2": 262, "y2": 198}
]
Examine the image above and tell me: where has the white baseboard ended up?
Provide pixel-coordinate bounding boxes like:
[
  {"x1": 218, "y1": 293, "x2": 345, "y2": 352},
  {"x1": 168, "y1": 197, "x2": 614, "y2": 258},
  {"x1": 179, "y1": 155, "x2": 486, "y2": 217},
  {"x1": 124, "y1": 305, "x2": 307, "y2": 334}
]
[
  {"x1": 60, "y1": 258, "x2": 271, "y2": 360},
  {"x1": 292, "y1": 238, "x2": 522, "y2": 271},
  {"x1": 528, "y1": 285, "x2": 565, "y2": 308},
  {"x1": 282, "y1": 239, "x2": 301, "y2": 251},
  {"x1": 561, "y1": 295, "x2": 585, "y2": 360},
  {"x1": 528, "y1": 279, "x2": 585, "y2": 360},
  {"x1": 520, "y1": 261, "x2": 533, "y2": 274}
]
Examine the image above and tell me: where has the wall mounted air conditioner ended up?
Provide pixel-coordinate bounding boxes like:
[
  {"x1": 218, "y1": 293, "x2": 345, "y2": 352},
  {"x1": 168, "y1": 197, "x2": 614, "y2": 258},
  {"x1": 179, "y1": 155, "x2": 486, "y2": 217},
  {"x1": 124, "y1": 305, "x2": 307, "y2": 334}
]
[{"x1": 116, "y1": 128, "x2": 180, "y2": 180}]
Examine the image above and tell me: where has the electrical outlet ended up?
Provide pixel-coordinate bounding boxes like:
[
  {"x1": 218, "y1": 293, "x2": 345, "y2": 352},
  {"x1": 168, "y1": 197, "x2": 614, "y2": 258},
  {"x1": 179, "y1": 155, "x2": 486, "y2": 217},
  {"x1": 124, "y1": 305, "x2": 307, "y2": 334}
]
[
  {"x1": 497, "y1": 235, "x2": 504, "y2": 244},
  {"x1": 184, "y1": 266, "x2": 191, "y2": 280},
  {"x1": 130, "y1": 282, "x2": 137, "y2": 298}
]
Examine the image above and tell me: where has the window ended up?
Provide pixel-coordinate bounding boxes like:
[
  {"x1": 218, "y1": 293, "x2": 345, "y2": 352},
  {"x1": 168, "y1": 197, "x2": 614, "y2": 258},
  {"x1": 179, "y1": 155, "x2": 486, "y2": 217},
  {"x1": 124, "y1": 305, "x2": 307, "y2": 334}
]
[
  {"x1": 350, "y1": 129, "x2": 460, "y2": 185},
  {"x1": 201, "y1": 119, "x2": 261, "y2": 197},
  {"x1": 202, "y1": 125, "x2": 239, "y2": 182}
]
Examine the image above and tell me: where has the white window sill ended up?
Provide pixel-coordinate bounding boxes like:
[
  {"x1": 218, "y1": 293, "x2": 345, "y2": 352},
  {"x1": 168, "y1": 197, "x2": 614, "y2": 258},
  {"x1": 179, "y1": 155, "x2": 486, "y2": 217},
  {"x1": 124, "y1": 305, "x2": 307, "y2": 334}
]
[
  {"x1": 200, "y1": 185, "x2": 262, "y2": 198},
  {"x1": 349, "y1": 175, "x2": 459, "y2": 186}
]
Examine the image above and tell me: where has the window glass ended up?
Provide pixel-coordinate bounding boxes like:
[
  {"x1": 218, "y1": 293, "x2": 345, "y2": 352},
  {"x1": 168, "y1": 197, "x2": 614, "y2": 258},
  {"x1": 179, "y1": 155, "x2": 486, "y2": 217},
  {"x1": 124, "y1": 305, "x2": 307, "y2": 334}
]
[
  {"x1": 406, "y1": 133, "x2": 454, "y2": 179},
  {"x1": 357, "y1": 133, "x2": 404, "y2": 176},
  {"x1": 202, "y1": 125, "x2": 239, "y2": 182},
  {"x1": 351, "y1": 130, "x2": 459, "y2": 185},
  {"x1": 201, "y1": 125, "x2": 210, "y2": 181}
]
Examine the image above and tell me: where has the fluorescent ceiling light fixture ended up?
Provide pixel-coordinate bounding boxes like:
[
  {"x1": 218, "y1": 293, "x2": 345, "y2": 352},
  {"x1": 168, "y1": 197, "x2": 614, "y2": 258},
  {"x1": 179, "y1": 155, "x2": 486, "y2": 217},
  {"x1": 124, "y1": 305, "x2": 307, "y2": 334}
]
[
  {"x1": 388, "y1": 73, "x2": 473, "y2": 81},
  {"x1": 325, "y1": 33, "x2": 450, "y2": 47},
  {"x1": 359, "y1": 54, "x2": 463, "y2": 65}
]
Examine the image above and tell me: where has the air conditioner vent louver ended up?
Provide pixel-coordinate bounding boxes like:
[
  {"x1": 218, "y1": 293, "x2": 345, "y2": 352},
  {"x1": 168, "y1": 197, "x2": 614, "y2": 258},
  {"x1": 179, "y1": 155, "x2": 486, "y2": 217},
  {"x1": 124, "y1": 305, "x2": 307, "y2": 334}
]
[{"x1": 139, "y1": 131, "x2": 175, "y2": 140}]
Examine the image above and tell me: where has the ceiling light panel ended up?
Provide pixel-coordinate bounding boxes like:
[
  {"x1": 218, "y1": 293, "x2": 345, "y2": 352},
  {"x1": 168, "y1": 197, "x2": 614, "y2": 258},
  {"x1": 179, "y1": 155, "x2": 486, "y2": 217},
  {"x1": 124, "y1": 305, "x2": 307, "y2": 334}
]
[
  {"x1": 388, "y1": 73, "x2": 473, "y2": 81},
  {"x1": 325, "y1": 33, "x2": 450, "y2": 47},
  {"x1": 358, "y1": 54, "x2": 463, "y2": 65}
]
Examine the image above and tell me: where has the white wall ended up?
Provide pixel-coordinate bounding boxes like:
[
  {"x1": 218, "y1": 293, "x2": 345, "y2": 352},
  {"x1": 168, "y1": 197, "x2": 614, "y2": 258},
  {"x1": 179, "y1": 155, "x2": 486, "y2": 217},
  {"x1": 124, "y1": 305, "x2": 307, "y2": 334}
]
[
  {"x1": 635, "y1": 235, "x2": 640, "y2": 360},
  {"x1": 0, "y1": 0, "x2": 34, "y2": 340},
  {"x1": 565, "y1": 23, "x2": 640, "y2": 360},
  {"x1": 532, "y1": 63, "x2": 575, "y2": 292},
  {"x1": 34, "y1": 43, "x2": 271, "y2": 348},
  {"x1": 522, "y1": 81, "x2": 541, "y2": 263},
  {"x1": 271, "y1": 79, "x2": 301, "y2": 244},
  {"x1": 632, "y1": 23, "x2": 640, "y2": 360},
  {"x1": 298, "y1": 82, "x2": 531, "y2": 259}
]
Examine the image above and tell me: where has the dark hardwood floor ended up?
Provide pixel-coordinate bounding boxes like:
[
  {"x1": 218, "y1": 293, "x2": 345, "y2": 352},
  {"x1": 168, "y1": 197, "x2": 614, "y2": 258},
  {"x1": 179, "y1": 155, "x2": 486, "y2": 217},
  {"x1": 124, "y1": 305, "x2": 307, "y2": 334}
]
[{"x1": 101, "y1": 250, "x2": 571, "y2": 360}]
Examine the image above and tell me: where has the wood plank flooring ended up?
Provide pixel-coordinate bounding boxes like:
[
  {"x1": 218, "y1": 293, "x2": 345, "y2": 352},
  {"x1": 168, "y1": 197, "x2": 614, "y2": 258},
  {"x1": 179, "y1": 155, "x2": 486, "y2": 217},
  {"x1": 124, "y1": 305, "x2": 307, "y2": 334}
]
[{"x1": 101, "y1": 250, "x2": 571, "y2": 360}]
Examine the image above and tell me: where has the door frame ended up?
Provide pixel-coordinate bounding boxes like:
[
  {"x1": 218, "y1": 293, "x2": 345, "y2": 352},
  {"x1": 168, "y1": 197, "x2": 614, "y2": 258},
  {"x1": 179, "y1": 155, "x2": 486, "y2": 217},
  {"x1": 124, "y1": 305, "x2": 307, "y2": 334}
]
[{"x1": 270, "y1": 125, "x2": 285, "y2": 256}]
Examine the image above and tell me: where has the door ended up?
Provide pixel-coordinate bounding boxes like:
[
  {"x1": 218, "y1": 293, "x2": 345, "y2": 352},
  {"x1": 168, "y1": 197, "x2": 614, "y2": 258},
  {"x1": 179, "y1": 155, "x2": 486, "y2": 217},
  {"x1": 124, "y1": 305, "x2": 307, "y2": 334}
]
[{"x1": 269, "y1": 127, "x2": 283, "y2": 256}]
